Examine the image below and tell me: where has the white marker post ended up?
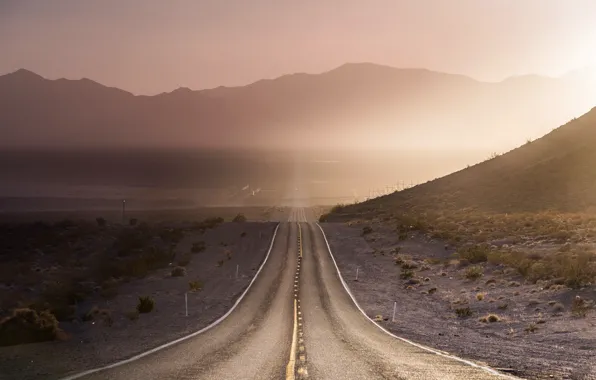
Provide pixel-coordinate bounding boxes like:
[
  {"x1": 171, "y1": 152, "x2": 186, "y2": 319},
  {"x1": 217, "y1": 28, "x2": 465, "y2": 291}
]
[
  {"x1": 355, "y1": 267, "x2": 359, "y2": 281},
  {"x1": 392, "y1": 301, "x2": 397, "y2": 322},
  {"x1": 185, "y1": 292, "x2": 188, "y2": 317},
  {"x1": 236, "y1": 264, "x2": 239, "y2": 279}
]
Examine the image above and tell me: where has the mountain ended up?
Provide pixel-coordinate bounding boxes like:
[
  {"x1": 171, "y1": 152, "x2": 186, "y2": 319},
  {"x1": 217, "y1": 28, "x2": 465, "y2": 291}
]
[
  {"x1": 329, "y1": 106, "x2": 596, "y2": 214},
  {"x1": 1, "y1": 64, "x2": 596, "y2": 149}
]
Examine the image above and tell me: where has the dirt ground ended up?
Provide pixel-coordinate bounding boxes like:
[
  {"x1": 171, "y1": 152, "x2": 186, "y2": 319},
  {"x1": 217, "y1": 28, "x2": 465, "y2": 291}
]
[
  {"x1": 0, "y1": 205, "x2": 291, "y2": 223},
  {"x1": 321, "y1": 222, "x2": 596, "y2": 380},
  {"x1": 0, "y1": 222, "x2": 277, "y2": 380}
]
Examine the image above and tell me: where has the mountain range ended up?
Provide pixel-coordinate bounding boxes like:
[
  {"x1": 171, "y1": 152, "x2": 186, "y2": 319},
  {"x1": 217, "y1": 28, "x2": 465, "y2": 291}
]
[{"x1": 1, "y1": 63, "x2": 596, "y2": 150}]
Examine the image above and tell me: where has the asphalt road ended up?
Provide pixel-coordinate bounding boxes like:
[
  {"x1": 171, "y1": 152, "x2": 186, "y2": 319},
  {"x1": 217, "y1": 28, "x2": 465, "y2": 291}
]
[{"x1": 64, "y1": 208, "x2": 515, "y2": 380}]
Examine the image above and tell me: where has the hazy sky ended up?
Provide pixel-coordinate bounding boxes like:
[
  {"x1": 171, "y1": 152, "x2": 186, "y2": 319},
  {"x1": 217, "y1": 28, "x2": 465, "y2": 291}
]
[{"x1": 1, "y1": 0, "x2": 596, "y2": 95}]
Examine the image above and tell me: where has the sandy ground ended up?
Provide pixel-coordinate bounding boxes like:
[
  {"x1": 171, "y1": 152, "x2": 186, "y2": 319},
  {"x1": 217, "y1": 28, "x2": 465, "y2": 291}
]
[
  {"x1": 0, "y1": 222, "x2": 277, "y2": 380},
  {"x1": 321, "y1": 222, "x2": 596, "y2": 380}
]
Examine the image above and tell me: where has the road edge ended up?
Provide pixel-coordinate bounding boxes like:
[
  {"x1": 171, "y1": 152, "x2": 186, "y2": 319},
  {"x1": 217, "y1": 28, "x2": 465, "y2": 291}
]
[
  {"x1": 59, "y1": 223, "x2": 281, "y2": 380},
  {"x1": 315, "y1": 222, "x2": 522, "y2": 380}
]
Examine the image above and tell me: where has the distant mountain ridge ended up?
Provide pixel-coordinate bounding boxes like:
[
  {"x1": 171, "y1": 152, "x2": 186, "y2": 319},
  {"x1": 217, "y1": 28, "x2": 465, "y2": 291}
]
[{"x1": 1, "y1": 63, "x2": 596, "y2": 149}]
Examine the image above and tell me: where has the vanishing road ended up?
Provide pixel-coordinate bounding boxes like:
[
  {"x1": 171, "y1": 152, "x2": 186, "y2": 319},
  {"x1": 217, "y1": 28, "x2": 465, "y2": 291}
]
[{"x1": 62, "y1": 208, "x2": 515, "y2": 380}]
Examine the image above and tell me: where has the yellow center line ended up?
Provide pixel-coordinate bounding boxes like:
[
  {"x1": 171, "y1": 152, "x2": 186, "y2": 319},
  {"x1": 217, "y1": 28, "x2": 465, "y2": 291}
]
[
  {"x1": 298, "y1": 223, "x2": 303, "y2": 258},
  {"x1": 286, "y1": 298, "x2": 298, "y2": 380}
]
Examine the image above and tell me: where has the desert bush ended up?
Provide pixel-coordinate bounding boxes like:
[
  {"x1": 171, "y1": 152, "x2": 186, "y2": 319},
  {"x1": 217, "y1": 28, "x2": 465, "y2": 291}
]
[
  {"x1": 240, "y1": 232, "x2": 247, "y2": 237},
  {"x1": 428, "y1": 287, "x2": 438, "y2": 294},
  {"x1": 465, "y1": 266, "x2": 484, "y2": 280},
  {"x1": 191, "y1": 241, "x2": 206, "y2": 253},
  {"x1": 362, "y1": 226, "x2": 373, "y2": 235},
  {"x1": 401, "y1": 261, "x2": 418, "y2": 270},
  {"x1": 232, "y1": 213, "x2": 247, "y2": 222},
  {"x1": 479, "y1": 314, "x2": 500, "y2": 323},
  {"x1": 216, "y1": 259, "x2": 224, "y2": 267},
  {"x1": 398, "y1": 231, "x2": 408, "y2": 241},
  {"x1": 189, "y1": 280, "x2": 204, "y2": 292},
  {"x1": 171, "y1": 266, "x2": 186, "y2": 277},
  {"x1": 0, "y1": 308, "x2": 62, "y2": 346},
  {"x1": 137, "y1": 296, "x2": 155, "y2": 314},
  {"x1": 455, "y1": 307, "x2": 473, "y2": 318},
  {"x1": 525, "y1": 323, "x2": 538, "y2": 333},
  {"x1": 318, "y1": 213, "x2": 329, "y2": 223},
  {"x1": 476, "y1": 293, "x2": 485, "y2": 301},
  {"x1": 400, "y1": 268, "x2": 414, "y2": 279},
  {"x1": 458, "y1": 245, "x2": 490, "y2": 263},
  {"x1": 394, "y1": 254, "x2": 407, "y2": 266}
]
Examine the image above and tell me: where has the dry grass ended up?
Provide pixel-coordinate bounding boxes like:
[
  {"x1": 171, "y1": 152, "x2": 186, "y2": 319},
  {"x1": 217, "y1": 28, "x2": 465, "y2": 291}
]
[
  {"x1": 455, "y1": 307, "x2": 473, "y2": 318},
  {"x1": 465, "y1": 266, "x2": 484, "y2": 280},
  {"x1": 188, "y1": 280, "x2": 203, "y2": 292}
]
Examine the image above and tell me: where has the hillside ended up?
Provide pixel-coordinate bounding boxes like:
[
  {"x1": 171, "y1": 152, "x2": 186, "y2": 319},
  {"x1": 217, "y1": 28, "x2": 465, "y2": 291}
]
[
  {"x1": 329, "y1": 106, "x2": 596, "y2": 217},
  {"x1": 1, "y1": 64, "x2": 596, "y2": 149}
]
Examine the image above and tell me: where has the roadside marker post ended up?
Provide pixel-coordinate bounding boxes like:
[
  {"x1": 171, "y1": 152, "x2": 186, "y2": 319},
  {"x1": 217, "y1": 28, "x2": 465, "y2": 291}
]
[
  {"x1": 355, "y1": 268, "x2": 359, "y2": 281},
  {"x1": 392, "y1": 301, "x2": 397, "y2": 322},
  {"x1": 185, "y1": 292, "x2": 188, "y2": 317},
  {"x1": 236, "y1": 264, "x2": 239, "y2": 279}
]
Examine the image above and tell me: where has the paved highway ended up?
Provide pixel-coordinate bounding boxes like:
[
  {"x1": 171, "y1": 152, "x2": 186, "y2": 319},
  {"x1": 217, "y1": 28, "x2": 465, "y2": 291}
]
[{"x1": 62, "y1": 208, "x2": 515, "y2": 380}]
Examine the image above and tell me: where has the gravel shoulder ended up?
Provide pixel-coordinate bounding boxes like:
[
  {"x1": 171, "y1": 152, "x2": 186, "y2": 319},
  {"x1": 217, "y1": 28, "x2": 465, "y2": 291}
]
[
  {"x1": 0, "y1": 222, "x2": 277, "y2": 380},
  {"x1": 321, "y1": 222, "x2": 596, "y2": 380}
]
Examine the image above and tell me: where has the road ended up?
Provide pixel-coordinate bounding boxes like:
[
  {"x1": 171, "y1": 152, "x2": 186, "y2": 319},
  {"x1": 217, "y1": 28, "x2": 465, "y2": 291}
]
[{"x1": 63, "y1": 208, "x2": 514, "y2": 380}]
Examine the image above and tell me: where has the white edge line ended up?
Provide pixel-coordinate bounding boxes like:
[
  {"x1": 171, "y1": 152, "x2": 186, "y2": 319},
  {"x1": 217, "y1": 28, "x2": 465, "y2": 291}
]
[
  {"x1": 59, "y1": 223, "x2": 281, "y2": 380},
  {"x1": 315, "y1": 223, "x2": 523, "y2": 380}
]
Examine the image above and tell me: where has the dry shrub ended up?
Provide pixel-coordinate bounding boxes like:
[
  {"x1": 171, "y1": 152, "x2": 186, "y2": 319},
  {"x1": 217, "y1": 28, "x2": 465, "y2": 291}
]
[{"x1": 0, "y1": 308, "x2": 62, "y2": 346}]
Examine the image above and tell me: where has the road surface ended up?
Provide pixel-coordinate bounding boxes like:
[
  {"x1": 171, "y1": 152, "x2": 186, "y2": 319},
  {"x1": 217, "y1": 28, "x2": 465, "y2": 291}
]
[{"x1": 63, "y1": 208, "x2": 514, "y2": 380}]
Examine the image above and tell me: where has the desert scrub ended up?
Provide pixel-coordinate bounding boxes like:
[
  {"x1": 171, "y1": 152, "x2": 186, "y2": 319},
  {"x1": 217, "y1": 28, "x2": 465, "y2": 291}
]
[
  {"x1": 171, "y1": 266, "x2": 186, "y2": 277},
  {"x1": 476, "y1": 293, "x2": 485, "y2": 301},
  {"x1": 479, "y1": 314, "x2": 500, "y2": 323},
  {"x1": 458, "y1": 244, "x2": 490, "y2": 263},
  {"x1": 362, "y1": 226, "x2": 373, "y2": 235},
  {"x1": 455, "y1": 307, "x2": 473, "y2": 318},
  {"x1": 137, "y1": 296, "x2": 155, "y2": 314},
  {"x1": 465, "y1": 266, "x2": 484, "y2": 280},
  {"x1": 232, "y1": 213, "x2": 247, "y2": 222},
  {"x1": 400, "y1": 268, "x2": 414, "y2": 279},
  {"x1": 488, "y1": 248, "x2": 596, "y2": 288},
  {"x1": 0, "y1": 308, "x2": 63, "y2": 346},
  {"x1": 189, "y1": 280, "x2": 204, "y2": 292}
]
